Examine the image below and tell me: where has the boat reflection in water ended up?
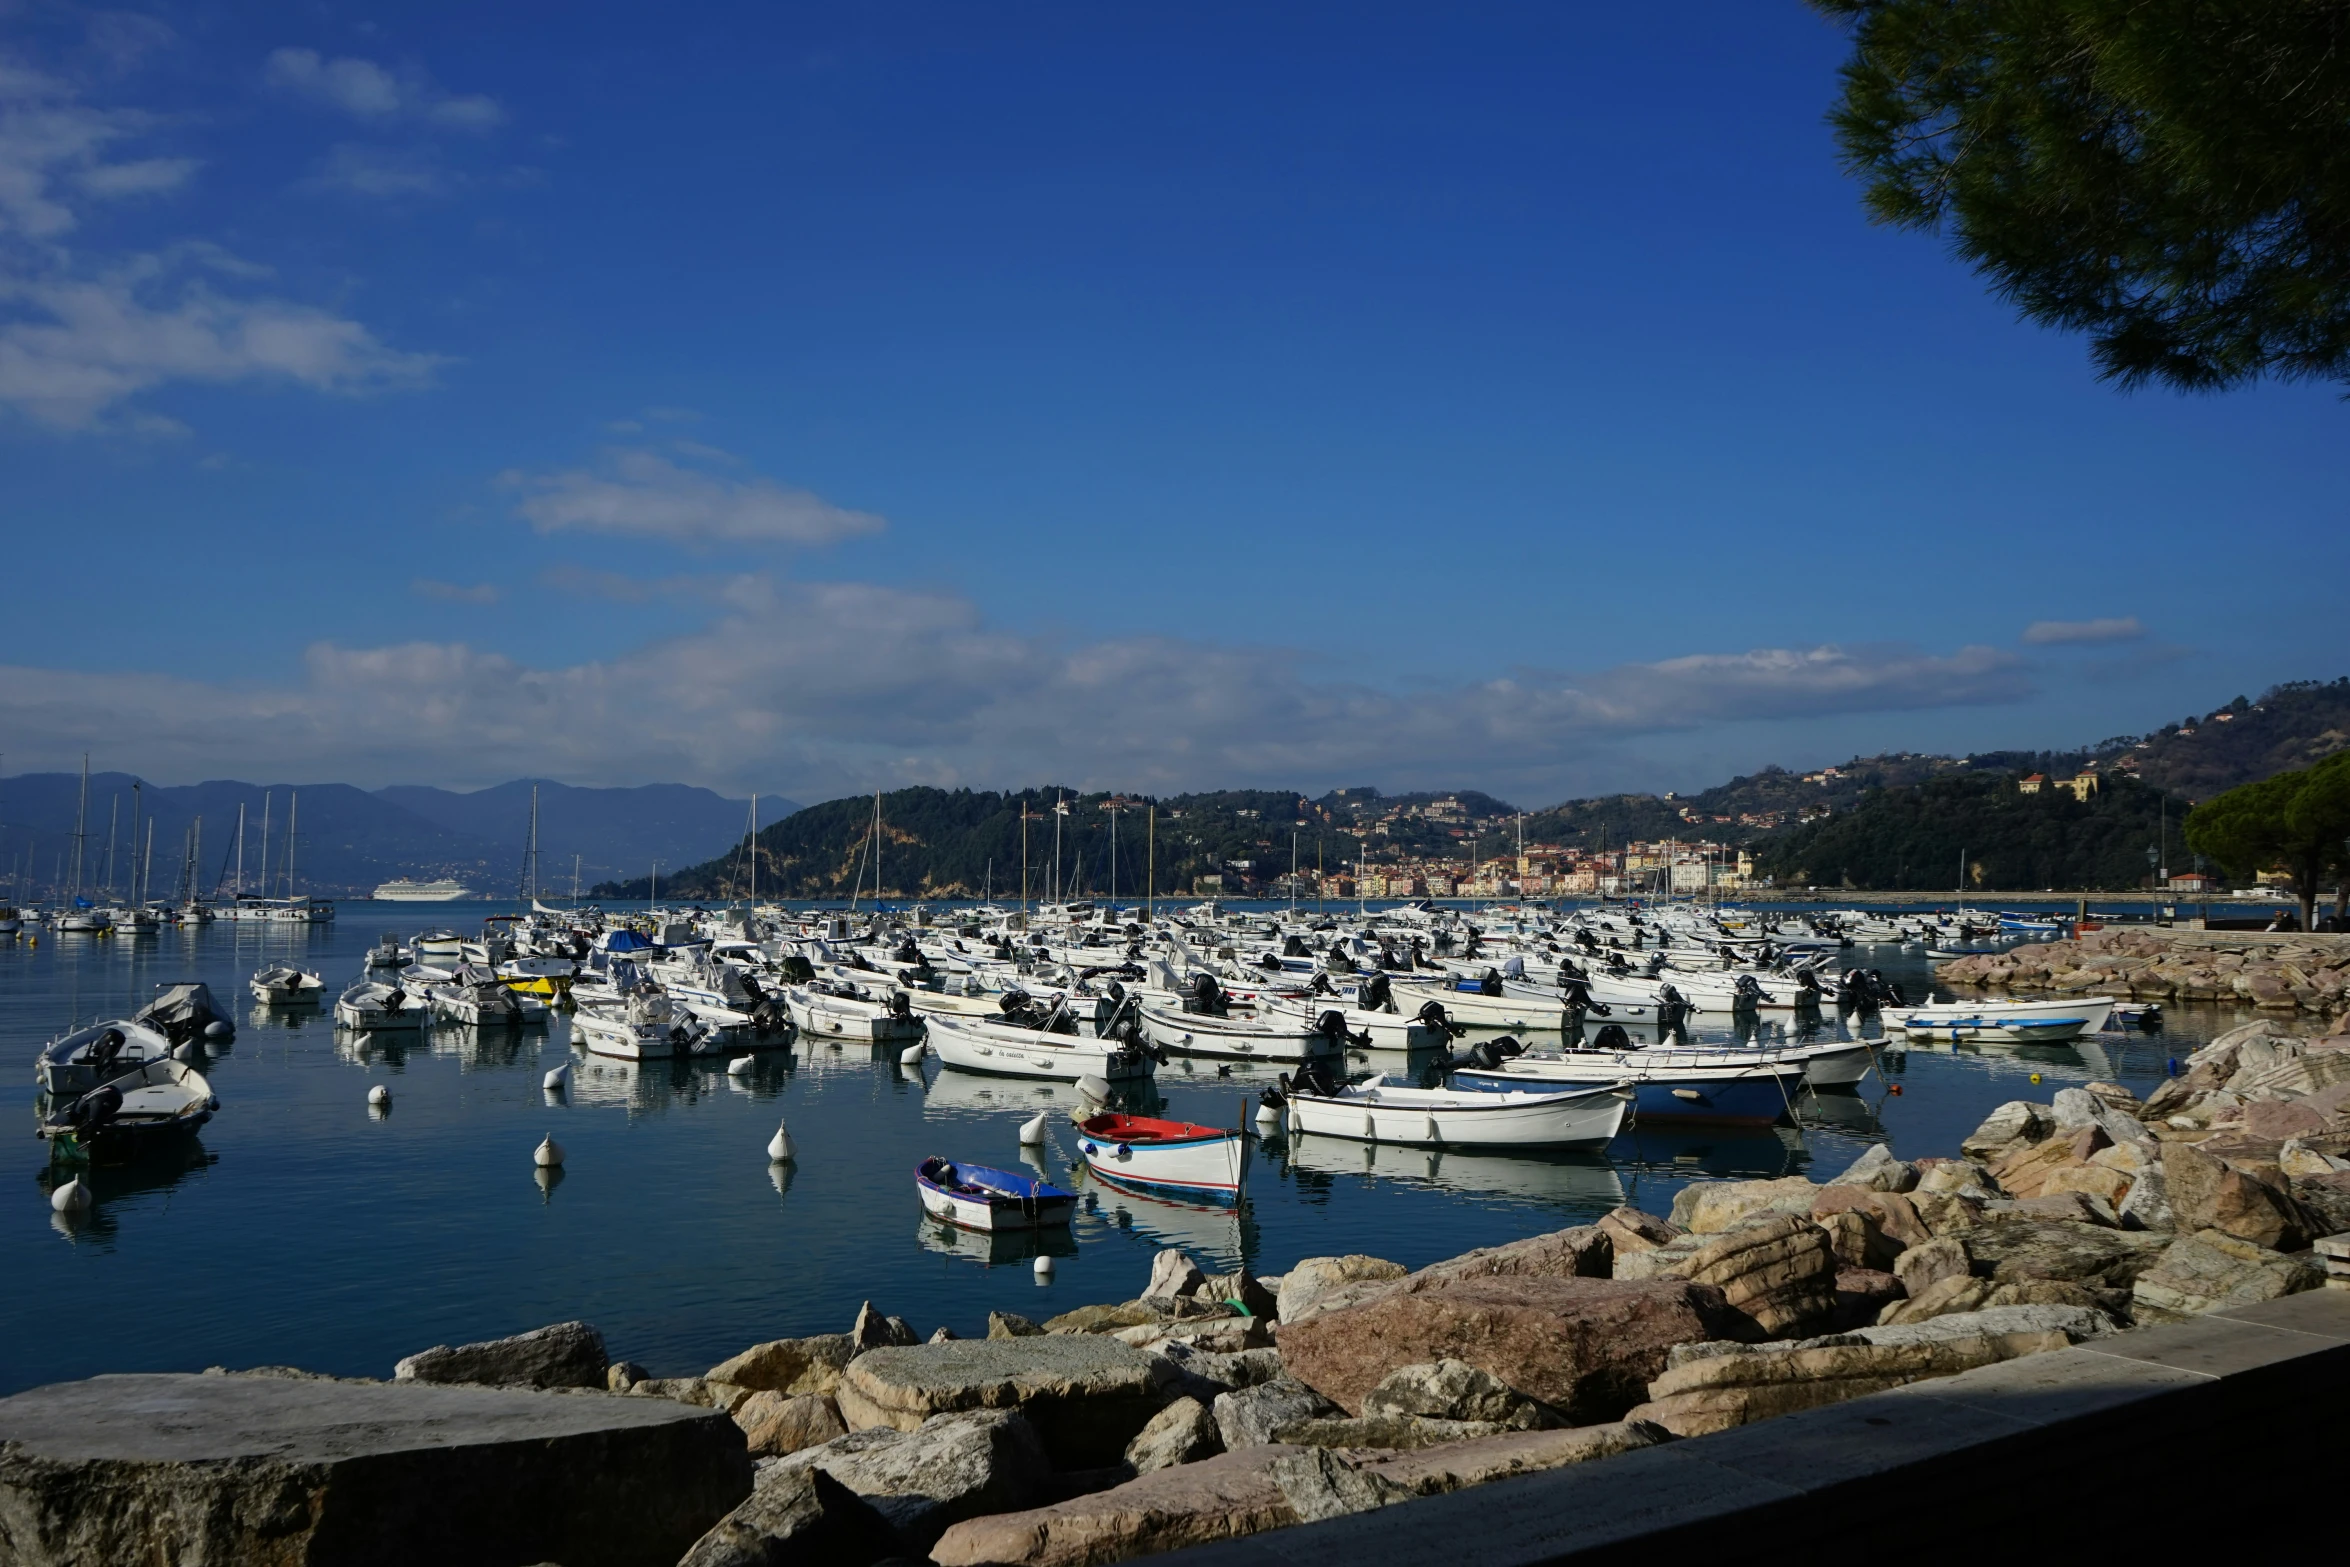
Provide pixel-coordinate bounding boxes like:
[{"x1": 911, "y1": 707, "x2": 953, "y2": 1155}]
[
  {"x1": 1078, "y1": 1173, "x2": 1256, "y2": 1272},
  {"x1": 40, "y1": 1136, "x2": 218, "y2": 1243},
  {"x1": 1613, "y1": 1123, "x2": 1812, "y2": 1183},
  {"x1": 568, "y1": 1050, "x2": 780, "y2": 1116},
  {"x1": 919, "y1": 1070, "x2": 1166, "y2": 1124},
  {"x1": 916, "y1": 1217, "x2": 1079, "y2": 1269},
  {"x1": 1278, "y1": 1136, "x2": 1626, "y2": 1210}
]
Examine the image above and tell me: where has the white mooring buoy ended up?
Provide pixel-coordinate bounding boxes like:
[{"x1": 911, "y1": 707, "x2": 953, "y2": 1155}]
[
  {"x1": 898, "y1": 1042, "x2": 927, "y2": 1067},
  {"x1": 1075, "y1": 1073, "x2": 1111, "y2": 1105},
  {"x1": 50, "y1": 1177, "x2": 91, "y2": 1215},
  {"x1": 534, "y1": 1135, "x2": 565, "y2": 1168},
  {"x1": 1018, "y1": 1112, "x2": 1047, "y2": 1146},
  {"x1": 1033, "y1": 1255, "x2": 1054, "y2": 1281},
  {"x1": 1254, "y1": 1100, "x2": 1283, "y2": 1136},
  {"x1": 727, "y1": 1055, "x2": 754, "y2": 1076},
  {"x1": 543, "y1": 1064, "x2": 569, "y2": 1092},
  {"x1": 368, "y1": 1084, "x2": 391, "y2": 1109},
  {"x1": 767, "y1": 1120, "x2": 797, "y2": 1163}
]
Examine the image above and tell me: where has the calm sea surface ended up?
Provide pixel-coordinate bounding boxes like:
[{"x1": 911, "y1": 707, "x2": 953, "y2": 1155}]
[{"x1": 0, "y1": 900, "x2": 2249, "y2": 1395}]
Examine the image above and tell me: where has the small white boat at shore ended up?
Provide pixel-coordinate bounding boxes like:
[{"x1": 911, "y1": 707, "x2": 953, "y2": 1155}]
[
  {"x1": 1282, "y1": 1074, "x2": 1632, "y2": 1149},
  {"x1": 1893, "y1": 996, "x2": 2114, "y2": 1043},
  {"x1": 916, "y1": 1156, "x2": 1079, "y2": 1232}
]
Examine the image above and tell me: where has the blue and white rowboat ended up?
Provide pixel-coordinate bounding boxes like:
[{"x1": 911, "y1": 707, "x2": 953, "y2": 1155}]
[{"x1": 916, "y1": 1157, "x2": 1079, "y2": 1232}]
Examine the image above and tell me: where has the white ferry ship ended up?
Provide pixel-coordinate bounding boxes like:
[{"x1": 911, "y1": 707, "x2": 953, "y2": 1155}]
[{"x1": 372, "y1": 878, "x2": 477, "y2": 902}]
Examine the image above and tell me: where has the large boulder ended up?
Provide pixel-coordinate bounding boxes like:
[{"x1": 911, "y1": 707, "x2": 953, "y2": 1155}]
[
  {"x1": 2130, "y1": 1229, "x2": 2326, "y2": 1322},
  {"x1": 1877, "y1": 1274, "x2": 1992, "y2": 1325},
  {"x1": 1264, "y1": 1447, "x2": 1419, "y2": 1522},
  {"x1": 1124, "y1": 1396, "x2": 1223, "y2": 1473},
  {"x1": 1142, "y1": 1250, "x2": 1208, "y2": 1303},
  {"x1": 0, "y1": 1371, "x2": 750, "y2": 1567},
  {"x1": 1274, "y1": 1256, "x2": 1408, "y2": 1325},
  {"x1": 1193, "y1": 1269, "x2": 1279, "y2": 1319},
  {"x1": 1826, "y1": 1143, "x2": 1918, "y2": 1193},
  {"x1": 1414, "y1": 1224, "x2": 1612, "y2": 1284},
  {"x1": 850, "y1": 1301, "x2": 920, "y2": 1353},
  {"x1": 1270, "y1": 1413, "x2": 1510, "y2": 1450},
  {"x1": 1892, "y1": 1235, "x2": 1970, "y2": 1297},
  {"x1": 1213, "y1": 1377, "x2": 1341, "y2": 1449},
  {"x1": 2164, "y1": 1139, "x2": 2309, "y2": 1250},
  {"x1": 834, "y1": 1337, "x2": 1177, "y2": 1469},
  {"x1": 706, "y1": 1334, "x2": 857, "y2": 1397},
  {"x1": 1960, "y1": 1100, "x2": 2053, "y2": 1160},
  {"x1": 1854, "y1": 1304, "x2": 2115, "y2": 1346},
  {"x1": 769, "y1": 1408, "x2": 1050, "y2": 1549},
  {"x1": 1669, "y1": 1177, "x2": 1821, "y2": 1234},
  {"x1": 1359, "y1": 1358, "x2": 1549, "y2": 1428},
  {"x1": 1626, "y1": 1329, "x2": 2070, "y2": 1437},
  {"x1": 930, "y1": 1444, "x2": 1305, "y2": 1567},
  {"x1": 1958, "y1": 1218, "x2": 2172, "y2": 1290},
  {"x1": 1678, "y1": 1213, "x2": 1838, "y2": 1338},
  {"x1": 677, "y1": 1466, "x2": 900, "y2": 1567},
  {"x1": 1276, "y1": 1274, "x2": 1739, "y2": 1423},
  {"x1": 734, "y1": 1391, "x2": 846, "y2": 1458},
  {"x1": 1596, "y1": 1206, "x2": 1681, "y2": 1257},
  {"x1": 392, "y1": 1320, "x2": 608, "y2": 1391}
]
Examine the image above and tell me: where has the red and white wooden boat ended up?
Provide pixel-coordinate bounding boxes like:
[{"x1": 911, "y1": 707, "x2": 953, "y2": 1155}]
[{"x1": 1071, "y1": 1111, "x2": 1250, "y2": 1203}]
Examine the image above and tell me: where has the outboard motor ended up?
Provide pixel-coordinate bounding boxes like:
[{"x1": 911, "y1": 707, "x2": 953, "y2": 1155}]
[
  {"x1": 886, "y1": 990, "x2": 914, "y2": 1023},
  {"x1": 1325, "y1": 938, "x2": 1357, "y2": 975},
  {"x1": 63, "y1": 1083, "x2": 125, "y2": 1130},
  {"x1": 1359, "y1": 971, "x2": 1395, "y2": 1013},
  {"x1": 1415, "y1": 999, "x2": 1469, "y2": 1040},
  {"x1": 1477, "y1": 967, "x2": 1503, "y2": 997},
  {"x1": 1794, "y1": 968, "x2": 1823, "y2": 1008},
  {"x1": 1730, "y1": 974, "x2": 1764, "y2": 1014},
  {"x1": 1184, "y1": 974, "x2": 1230, "y2": 1018},
  {"x1": 1656, "y1": 983, "x2": 1691, "y2": 1029},
  {"x1": 1315, "y1": 1010, "x2": 1373, "y2": 1051},
  {"x1": 1592, "y1": 1023, "x2": 1634, "y2": 1050},
  {"x1": 1279, "y1": 1056, "x2": 1345, "y2": 1099}
]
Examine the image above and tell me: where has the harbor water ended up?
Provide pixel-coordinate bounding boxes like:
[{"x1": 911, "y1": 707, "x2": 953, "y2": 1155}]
[{"x1": 0, "y1": 902, "x2": 2236, "y2": 1395}]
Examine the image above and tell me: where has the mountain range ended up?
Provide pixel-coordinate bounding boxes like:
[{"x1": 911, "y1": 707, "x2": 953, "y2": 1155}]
[{"x1": 0, "y1": 777, "x2": 796, "y2": 900}]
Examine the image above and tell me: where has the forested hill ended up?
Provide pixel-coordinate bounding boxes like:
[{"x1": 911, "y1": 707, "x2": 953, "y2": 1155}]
[
  {"x1": 1749, "y1": 771, "x2": 2194, "y2": 893},
  {"x1": 2113, "y1": 678, "x2": 2350, "y2": 800}
]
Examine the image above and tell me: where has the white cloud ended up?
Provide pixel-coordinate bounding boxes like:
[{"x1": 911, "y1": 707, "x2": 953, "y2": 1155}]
[
  {"x1": 298, "y1": 142, "x2": 449, "y2": 198},
  {"x1": 0, "y1": 252, "x2": 443, "y2": 429},
  {"x1": 0, "y1": 573, "x2": 2033, "y2": 798},
  {"x1": 2021, "y1": 617, "x2": 2146, "y2": 646},
  {"x1": 0, "y1": 64, "x2": 439, "y2": 429},
  {"x1": 411, "y1": 578, "x2": 500, "y2": 605},
  {"x1": 265, "y1": 48, "x2": 505, "y2": 131},
  {"x1": 503, "y1": 449, "x2": 887, "y2": 547},
  {"x1": 0, "y1": 62, "x2": 198, "y2": 238}
]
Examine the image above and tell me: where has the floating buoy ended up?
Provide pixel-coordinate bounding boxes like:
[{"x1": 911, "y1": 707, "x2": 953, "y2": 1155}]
[
  {"x1": 534, "y1": 1135, "x2": 564, "y2": 1168},
  {"x1": 543, "y1": 1065, "x2": 569, "y2": 1091},
  {"x1": 203, "y1": 1020, "x2": 233, "y2": 1043},
  {"x1": 1888, "y1": 1084, "x2": 1904, "y2": 1096},
  {"x1": 2028, "y1": 1072, "x2": 2043, "y2": 1085},
  {"x1": 1075, "y1": 1073, "x2": 1111, "y2": 1105},
  {"x1": 2167, "y1": 1058, "x2": 2181, "y2": 1077},
  {"x1": 368, "y1": 1084, "x2": 391, "y2": 1108},
  {"x1": 1019, "y1": 1112, "x2": 1047, "y2": 1146},
  {"x1": 50, "y1": 1177, "x2": 90, "y2": 1214},
  {"x1": 727, "y1": 1055, "x2": 754, "y2": 1076},
  {"x1": 767, "y1": 1120, "x2": 797, "y2": 1163},
  {"x1": 899, "y1": 1043, "x2": 927, "y2": 1067},
  {"x1": 1254, "y1": 1101, "x2": 1283, "y2": 1137},
  {"x1": 1033, "y1": 1255, "x2": 1054, "y2": 1280}
]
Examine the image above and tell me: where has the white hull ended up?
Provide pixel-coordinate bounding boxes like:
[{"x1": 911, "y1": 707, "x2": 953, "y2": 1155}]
[
  {"x1": 1073, "y1": 1126, "x2": 1250, "y2": 1198},
  {"x1": 924, "y1": 1016, "x2": 1152, "y2": 1082},
  {"x1": 1894, "y1": 996, "x2": 2113, "y2": 1042},
  {"x1": 1137, "y1": 1002, "x2": 1335, "y2": 1063},
  {"x1": 790, "y1": 989, "x2": 927, "y2": 1043},
  {"x1": 1260, "y1": 1000, "x2": 1445, "y2": 1051},
  {"x1": 1386, "y1": 981, "x2": 1546, "y2": 1029},
  {"x1": 1286, "y1": 1076, "x2": 1631, "y2": 1149}
]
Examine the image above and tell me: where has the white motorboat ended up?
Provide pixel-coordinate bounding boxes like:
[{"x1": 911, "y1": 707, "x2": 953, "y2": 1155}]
[
  {"x1": 1136, "y1": 1000, "x2": 1339, "y2": 1063},
  {"x1": 1256, "y1": 998, "x2": 1448, "y2": 1051},
  {"x1": 1281, "y1": 1073, "x2": 1632, "y2": 1149},
  {"x1": 1893, "y1": 996, "x2": 2114, "y2": 1043},
  {"x1": 334, "y1": 980, "x2": 427, "y2": 1032},
  {"x1": 41, "y1": 1057, "x2": 219, "y2": 1150},
  {"x1": 249, "y1": 965, "x2": 326, "y2": 1006},
  {"x1": 787, "y1": 980, "x2": 927, "y2": 1044},
  {"x1": 428, "y1": 969, "x2": 548, "y2": 1028},
  {"x1": 35, "y1": 1020, "x2": 176, "y2": 1095},
  {"x1": 571, "y1": 993, "x2": 716, "y2": 1059},
  {"x1": 923, "y1": 1014, "x2": 1155, "y2": 1083}
]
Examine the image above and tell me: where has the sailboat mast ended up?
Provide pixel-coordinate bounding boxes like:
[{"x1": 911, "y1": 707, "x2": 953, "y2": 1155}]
[
  {"x1": 105, "y1": 793, "x2": 118, "y2": 897},
  {"x1": 257, "y1": 791, "x2": 271, "y2": 902},
  {"x1": 747, "y1": 792, "x2": 758, "y2": 905},
  {"x1": 285, "y1": 791, "x2": 298, "y2": 899},
  {"x1": 142, "y1": 816, "x2": 154, "y2": 908},
  {"x1": 233, "y1": 803, "x2": 245, "y2": 896},
  {"x1": 70, "y1": 753, "x2": 87, "y2": 903},
  {"x1": 1146, "y1": 804, "x2": 1154, "y2": 920}
]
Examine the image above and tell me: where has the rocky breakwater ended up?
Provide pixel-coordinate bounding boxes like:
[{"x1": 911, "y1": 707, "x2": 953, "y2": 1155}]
[{"x1": 1936, "y1": 926, "x2": 2350, "y2": 1021}]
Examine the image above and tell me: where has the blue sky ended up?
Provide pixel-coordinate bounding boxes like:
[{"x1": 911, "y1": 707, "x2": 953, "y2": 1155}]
[{"x1": 3, "y1": 2, "x2": 2343, "y2": 806}]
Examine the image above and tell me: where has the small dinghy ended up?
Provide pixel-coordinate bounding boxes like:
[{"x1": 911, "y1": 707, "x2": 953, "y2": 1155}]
[
  {"x1": 41, "y1": 1058, "x2": 219, "y2": 1152},
  {"x1": 1071, "y1": 1111, "x2": 1250, "y2": 1202},
  {"x1": 916, "y1": 1157, "x2": 1078, "y2": 1232},
  {"x1": 250, "y1": 965, "x2": 326, "y2": 1006},
  {"x1": 1892, "y1": 996, "x2": 2113, "y2": 1043},
  {"x1": 35, "y1": 1020, "x2": 176, "y2": 1095},
  {"x1": 335, "y1": 979, "x2": 426, "y2": 1032},
  {"x1": 365, "y1": 935, "x2": 409, "y2": 969}
]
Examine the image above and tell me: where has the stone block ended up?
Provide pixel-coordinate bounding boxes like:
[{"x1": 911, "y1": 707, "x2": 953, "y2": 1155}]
[
  {"x1": 1668, "y1": 1176, "x2": 1822, "y2": 1234},
  {"x1": 706, "y1": 1333, "x2": 857, "y2": 1397},
  {"x1": 833, "y1": 1336, "x2": 1176, "y2": 1469},
  {"x1": 392, "y1": 1320, "x2": 607, "y2": 1390},
  {"x1": 676, "y1": 1465, "x2": 899, "y2": 1567},
  {"x1": 929, "y1": 1444, "x2": 1305, "y2": 1567},
  {"x1": 1125, "y1": 1395, "x2": 1223, "y2": 1472},
  {"x1": 734, "y1": 1390, "x2": 846, "y2": 1457},
  {"x1": 1213, "y1": 1377, "x2": 1341, "y2": 1448},
  {"x1": 0, "y1": 1372, "x2": 750, "y2": 1567},
  {"x1": 1274, "y1": 1256, "x2": 1407, "y2": 1325},
  {"x1": 768, "y1": 1407, "x2": 1050, "y2": 1549},
  {"x1": 1625, "y1": 1329, "x2": 2070, "y2": 1437},
  {"x1": 2131, "y1": 1229, "x2": 2326, "y2": 1323}
]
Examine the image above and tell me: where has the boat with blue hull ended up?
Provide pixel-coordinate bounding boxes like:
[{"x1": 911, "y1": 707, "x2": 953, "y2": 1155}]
[
  {"x1": 1447, "y1": 1061, "x2": 1795, "y2": 1127},
  {"x1": 915, "y1": 1157, "x2": 1079, "y2": 1232}
]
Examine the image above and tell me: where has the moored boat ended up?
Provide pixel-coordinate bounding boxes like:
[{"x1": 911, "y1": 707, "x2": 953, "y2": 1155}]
[
  {"x1": 249, "y1": 965, "x2": 326, "y2": 1006},
  {"x1": 1282, "y1": 1073, "x2": 1632, "y2": 1148},
  {"x1": 915, "y1": 1156, "x2": 1079, "y2": 1232},
  {"x1": 1071, "y1": 1110, "x2": 1250, "y2": 1201},
  {"x1": 40, "y1": 1057, "x2": 219, "y2": 1152},
  {"x1": 334, "y1": 979, "x2": 426, "y2": 1032},
  {"x1": 1892, "y1": 996, "x2": 2114, "y2": 1043},
  {"x1": 35, "y1": 1020, "x2": 176, "y2": 1095}
]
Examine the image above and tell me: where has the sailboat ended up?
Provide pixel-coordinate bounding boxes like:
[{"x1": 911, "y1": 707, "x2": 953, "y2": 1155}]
[{"x1": 56, "y1": 756, "x2": 105, "y2": 932}]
